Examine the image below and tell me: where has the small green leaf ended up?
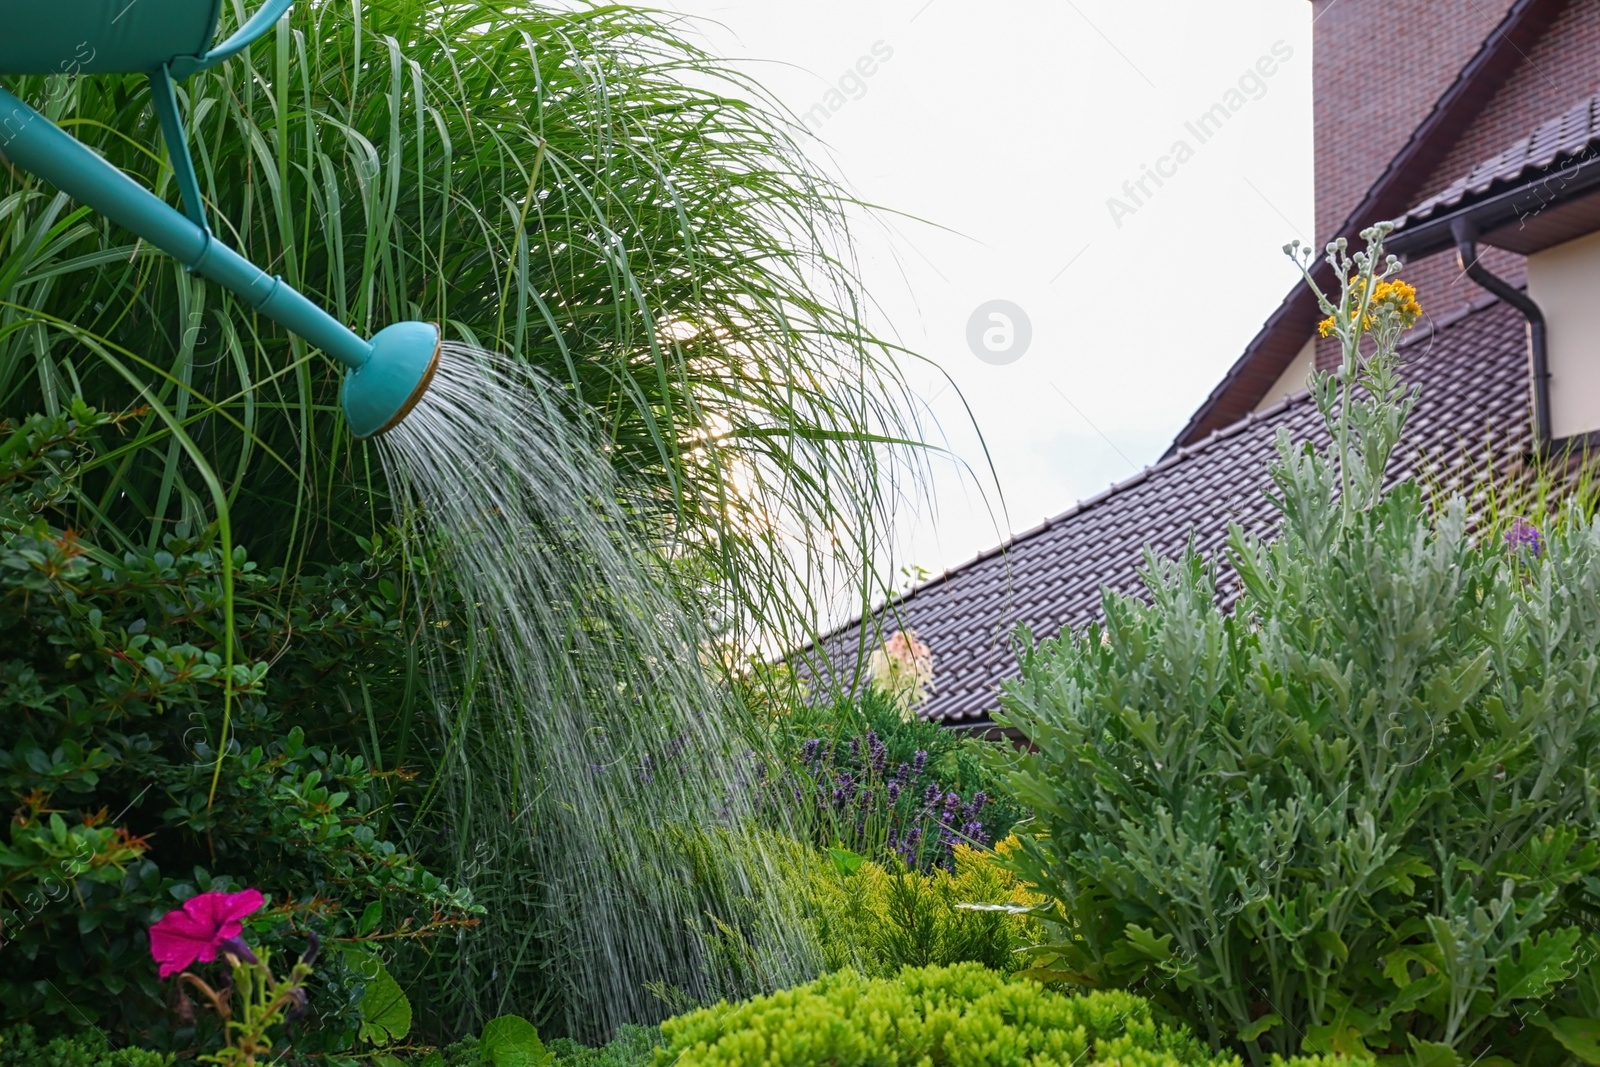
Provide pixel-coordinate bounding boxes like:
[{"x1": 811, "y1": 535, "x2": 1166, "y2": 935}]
[
  {"x1": 1373, "y1": 854, "x2": 1434, "y2": 896},
  {"x1": 355, "y1": 959, "x2": 412, "y2": 1046},
  {"x1": 1405, "y1": 1035, "x2": 1461, "y2": 1067},
  {"x1": 1313, "y1": 930, "x2": 1349, "y2": 963},
  {"x1": 1540, "y1": 1016, "x2": 1600, "y2": 1065},
  {"x1": 1304, "y1": 1024, "x2": 1368, "y2": 1056},
  {"x1": 481, "y1": 1015, "x2": 552, "y2": 1067},
  {"x1": 1239, "y1": 1014, "x2": 1282, "y2": 1041},
  {"x1": 1497, "y1": 927, "x2": 1581, "y2": 1002},
  {"x1": 1121, "y1": 924, "x2": 1174, "y2": 961},
  {"x1": 828, "y1": 845, "x2": 865, "y2": 877},
  {"x1": 358, "y1": 899, "x2": 384, "y2": 937}
]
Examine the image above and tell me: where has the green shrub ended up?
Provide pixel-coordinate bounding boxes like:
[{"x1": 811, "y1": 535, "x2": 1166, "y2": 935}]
[
  {"x1": 653, "y1": 962, "x2": 1353, "y2": 1067},
  {"x1": 1000, "y1": 229, "x2": 1600, "y2": 1065},
  {"x1": 0, "y1": 1025, "x2": 170, "y2": 1067},
  {"x1": 1, "y1": 408, "x2": 473, "y2": 1053},
  {"x1": 805, "y1": 838, "x2": 1042, "y2": 976},
  {"x1": 547, "y1": 1025, "x2": 661, "y2": 1066},
  {"x1": 387, "y1": 1015, "x2": 642, "y2": 1066}
]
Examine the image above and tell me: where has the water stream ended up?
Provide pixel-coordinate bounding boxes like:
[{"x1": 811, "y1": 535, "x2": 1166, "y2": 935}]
[{"x1": 376, "y1": 344, "x2": 817, "y2": 1039}]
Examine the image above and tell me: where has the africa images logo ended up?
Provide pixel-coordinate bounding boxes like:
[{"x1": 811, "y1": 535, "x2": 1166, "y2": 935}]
[
  {"x1": 801, "y1": 40, "x2": 896, "y2": 132},
  {"x1": 966, "y1": 300, "x2": 1033, "y2": 366},
  {"x1": 1106, "y1": 40, "x2": 1294, "y2": 229}
]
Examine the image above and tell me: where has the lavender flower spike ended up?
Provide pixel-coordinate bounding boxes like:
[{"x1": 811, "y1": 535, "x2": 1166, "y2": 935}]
[{"x1": 1506, "y1": 517, "x2": 1544, "y2": 556}]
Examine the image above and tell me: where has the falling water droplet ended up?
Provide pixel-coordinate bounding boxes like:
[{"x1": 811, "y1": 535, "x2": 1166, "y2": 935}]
[{"x1": 377, "y1": 344, "x2": 818, "y2": 1037}]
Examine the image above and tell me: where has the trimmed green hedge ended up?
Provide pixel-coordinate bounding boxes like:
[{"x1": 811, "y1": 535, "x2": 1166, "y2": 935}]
[
  {"x1": 653, "y1": 963, "x2": 1355, "y2": 1067},
  {"x1": 0, "y1": 1026, "x2": 170, "y2": 1067}
]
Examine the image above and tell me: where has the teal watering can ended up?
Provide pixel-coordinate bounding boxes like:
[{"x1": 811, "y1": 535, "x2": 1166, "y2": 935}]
[{"x1": 0, "y1": 0, "x2": 439, "y2": 437}]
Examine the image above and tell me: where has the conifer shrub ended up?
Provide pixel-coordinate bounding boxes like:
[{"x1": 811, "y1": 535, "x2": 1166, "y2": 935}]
[
  {"x1": 999, "y1": 229, "x2": 1600, "y2": 1065},
  {"x1": 652, "y1": 962, "x2": 1354, "y2": 1067},
  {"x1": 0, "y1": 1025, "x2": 171, "y2": 1067},
  {"x1": 546, "y1": 1025, "x2": 661, "y2": 1067},
  {"x1": 804, "y1": 838, "x2": 1043, "y2": 976}
]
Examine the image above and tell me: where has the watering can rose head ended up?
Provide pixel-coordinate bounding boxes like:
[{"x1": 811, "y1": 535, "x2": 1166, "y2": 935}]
[{"x1": 148, "y1": 888, "x2": 264, "y2": 978}]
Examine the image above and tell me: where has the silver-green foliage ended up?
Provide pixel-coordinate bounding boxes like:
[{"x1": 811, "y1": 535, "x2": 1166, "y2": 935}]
[{"x1": 1000, "y1": 229, "x2": 1600, "y2": 1066}]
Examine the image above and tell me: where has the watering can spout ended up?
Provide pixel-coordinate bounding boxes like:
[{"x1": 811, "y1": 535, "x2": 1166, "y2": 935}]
[{"x1": 0, "y1": 0, "x2": 440, "y2": 437}]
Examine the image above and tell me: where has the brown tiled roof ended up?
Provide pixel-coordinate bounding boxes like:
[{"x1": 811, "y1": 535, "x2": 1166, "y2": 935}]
[
  {"x1": 817, "y1": 297, "x2": 1532, "y2": 726},
  {"x1": 1396, "y1": 91, "x2": 1600, "y2": 229}
]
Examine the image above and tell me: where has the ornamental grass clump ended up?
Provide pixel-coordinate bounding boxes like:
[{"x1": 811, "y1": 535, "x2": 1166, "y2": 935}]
[
  {"x1": 1000, "y1": 226, "x2": 1600, "y2": 1066},
  {"x1": 652, "y1": 962, "x2": 1354, "y2": 1067}
]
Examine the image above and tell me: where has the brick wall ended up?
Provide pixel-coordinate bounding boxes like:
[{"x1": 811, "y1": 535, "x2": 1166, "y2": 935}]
[
  {"x1": 1312, "y1": 0, "x2": 1516, "y2": 245},
  {"x1": 1399, "y1": 0, "x2": 1600, "y2": 325}
]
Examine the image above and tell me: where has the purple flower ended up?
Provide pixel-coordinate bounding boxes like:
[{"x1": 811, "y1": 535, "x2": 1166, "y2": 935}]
[
  {"x1": 832, "y1": 773, "x2": 856, "y2": 809},
  {"x1": 801, "y1": 739, "x2": 822, "y2": 765},
  {"x1": 942, "y1": 792, "x2": 961, "y2": 819},
  {"x1": 298, "y1": 932, "x2": 320, "y2": 968},
  {"x1": 886, "y1": 780, "x2": 902, "y2": 803},
  {"x1": 1506, "y1": 517, "x2": 1544, "y2": 556},
  {"x1": 912, "y1": 750, "x2": 928, "y2": 776},
  {"x1": 922, "y1": 783, "x2": 941, "y2": 810},
  {"x1": 148, "y1": 889, "x2": 264, "y2": 978},
  {"x1": 867, "y1": 732, "x2": 887, "y2": 776},
  {"x1": 218, "y1": 935, "x2": 258, "y2": 966},
  {"x1": 901, "y1": 825, "x2": 923, "y2": 866},
  {"x1": 285, "y1": 985, "x2": 309, "y2": 1023}
]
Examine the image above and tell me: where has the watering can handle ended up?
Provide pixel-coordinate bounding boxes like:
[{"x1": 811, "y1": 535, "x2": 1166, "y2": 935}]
[
  {"x1": 167, "y1": 0, "x2": 297, "y2": 80},
  {"x1": 151, "y1": 0, "x2": 296, "y2": 229}
]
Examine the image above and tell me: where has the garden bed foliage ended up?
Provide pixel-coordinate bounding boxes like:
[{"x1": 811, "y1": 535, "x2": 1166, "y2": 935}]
[
  {"x1": 759, "y1": 687, "x2": 1020, "y2": 870},
  {"x1": 0, "y1": 1025, "x2": 172, "y2": 1067},
  {"x1": 1, "y1": 408, "x2": 474, "y2": 1056},
  {"x1": 999, "y1": 230, "x2": 1600, "y2": 1066},
  {"x1": 652, "y1": 962, "x2": 1355, "y2": 1067}
]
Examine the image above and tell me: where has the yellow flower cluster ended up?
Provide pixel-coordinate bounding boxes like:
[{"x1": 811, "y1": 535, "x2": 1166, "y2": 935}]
[{"x1": 1318, "y1": 277, "x2": 1423, "y2": 337}]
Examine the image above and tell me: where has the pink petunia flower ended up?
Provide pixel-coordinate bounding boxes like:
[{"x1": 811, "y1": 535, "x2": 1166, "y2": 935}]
[{"x1": 148, "y1": 889, "x2": 265, "y2": 978}]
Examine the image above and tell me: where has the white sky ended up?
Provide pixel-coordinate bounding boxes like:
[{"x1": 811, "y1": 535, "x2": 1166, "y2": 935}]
[{"x1": 658, "y1": 0, "x2": 1316, "y2": 583}]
